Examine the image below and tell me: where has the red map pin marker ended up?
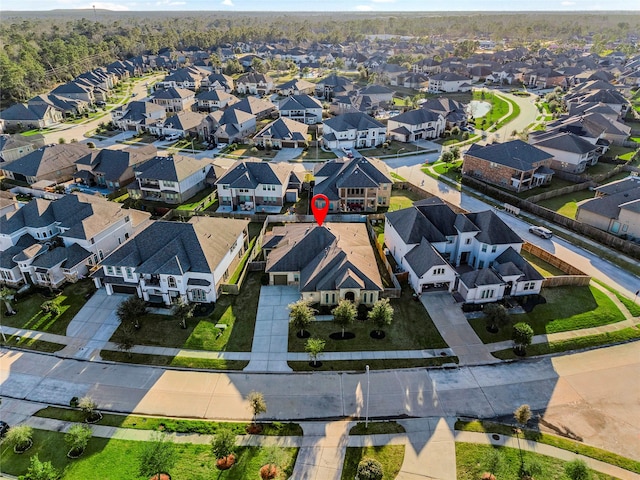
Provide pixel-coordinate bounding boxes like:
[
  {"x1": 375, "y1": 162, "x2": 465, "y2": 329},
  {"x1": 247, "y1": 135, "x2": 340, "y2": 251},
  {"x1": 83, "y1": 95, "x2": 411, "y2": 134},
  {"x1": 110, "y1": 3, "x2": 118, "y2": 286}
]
[{"x1": 311, "y1": 193, "x2": 329, "y2": 227}]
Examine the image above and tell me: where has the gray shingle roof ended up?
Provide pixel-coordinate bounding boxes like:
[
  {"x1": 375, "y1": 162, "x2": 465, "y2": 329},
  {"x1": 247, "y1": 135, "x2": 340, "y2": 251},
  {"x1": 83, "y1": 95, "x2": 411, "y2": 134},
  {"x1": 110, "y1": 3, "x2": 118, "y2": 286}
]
[
  {"x1": 465, "y1": 140, "x2": 553, "y2": 171},
  {"x1": 404, "y1": 238, "x2": 449, "y2": 277},
  {"x1": 215, "y1": 159, "x2": 293, "y2": 189},
  {"x1": 313, "y1": 157, "x2": 391, "y2": 201},
  {"x1": 459, "y1": 268, "x2": 503, "y2": 288},
  {"x1": 254, "y1": 117, "x2": 308, "y2": 142},
  {"x1": 494, "y1": 247, "x2": 544, "y2": 282},
  {"x1": 134, "y1": 155, "x2": 205, "y2": 182},
  {"x1": 531, "y1": 131, "x2": 599, "y2": 154},
  {"x1": 1, "y1": 143, "x2": 92, "y2": 178},
  {"x1": 323, "y1": 112, "x2": 384, "y2": 132}
]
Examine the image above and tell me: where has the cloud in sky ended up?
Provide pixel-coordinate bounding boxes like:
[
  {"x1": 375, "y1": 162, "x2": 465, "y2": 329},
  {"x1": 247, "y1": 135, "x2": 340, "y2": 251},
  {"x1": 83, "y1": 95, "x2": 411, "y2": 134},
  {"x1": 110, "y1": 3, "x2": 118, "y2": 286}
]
[
  {"x1": 371, "y1": 0, "x2": 396, "y2": 3},
  {"x1": 354, "y1": 4, "x2": 373, "y2": 10},
  {"x1": 221, "y1": 0, "x2": 234, "y2": 5}
]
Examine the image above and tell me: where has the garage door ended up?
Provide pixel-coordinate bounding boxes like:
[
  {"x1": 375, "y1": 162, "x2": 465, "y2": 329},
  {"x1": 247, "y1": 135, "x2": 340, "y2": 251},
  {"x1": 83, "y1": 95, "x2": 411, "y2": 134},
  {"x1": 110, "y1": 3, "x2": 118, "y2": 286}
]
[
  {"x1": 273, "y1": 275, "x2": 288, "y2": 285},
  {"x1": 112, "y1": 285, "x2": 138, "y2": 294}
]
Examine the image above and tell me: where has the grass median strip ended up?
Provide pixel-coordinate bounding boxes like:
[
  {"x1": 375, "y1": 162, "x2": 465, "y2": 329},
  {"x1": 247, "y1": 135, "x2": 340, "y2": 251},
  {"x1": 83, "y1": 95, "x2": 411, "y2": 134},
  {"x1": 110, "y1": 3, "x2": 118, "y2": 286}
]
[
  {"x1": 288, "y1": 357, "x2": 458, "y2": 372},
  {"x1": 99, "y1": 350, "x2": 248, "y2": 370},
  {"x1": 491, "y1": 324, "x2": 640, "y2": 360},
  {"x1": 2, "y1": 336, "x2": 65, "y2": 353},
  {"x1": 456, "y1": 419, "x2": 640, "y2": 474},
  {"x1": 349, "y1": 421, "x2": 405, "y2": 435},
  {"x1": 34, "y1": 406, "x2": 303, "y2": 436},
  {"x1": 341, "y1": 445, "x2": 405, "y2": 480}
]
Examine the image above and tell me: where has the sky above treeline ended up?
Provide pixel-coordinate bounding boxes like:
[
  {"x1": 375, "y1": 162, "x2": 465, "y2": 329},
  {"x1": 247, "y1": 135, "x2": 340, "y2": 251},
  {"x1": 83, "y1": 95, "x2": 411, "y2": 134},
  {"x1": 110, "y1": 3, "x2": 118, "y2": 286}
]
[{"x1": 7, "y1": 0, "x2": 640, "y2": 12}]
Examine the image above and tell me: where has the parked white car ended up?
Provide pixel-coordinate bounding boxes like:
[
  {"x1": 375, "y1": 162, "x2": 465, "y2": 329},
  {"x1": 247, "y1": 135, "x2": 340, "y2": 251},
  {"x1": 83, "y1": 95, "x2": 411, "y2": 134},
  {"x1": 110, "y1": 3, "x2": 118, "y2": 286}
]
[
  {"x1": 164, "y1": 133, "x2": 182, "y2": 141},
  {"x1": 529, "y1": 226, "x2": 553, "y2": 239}
]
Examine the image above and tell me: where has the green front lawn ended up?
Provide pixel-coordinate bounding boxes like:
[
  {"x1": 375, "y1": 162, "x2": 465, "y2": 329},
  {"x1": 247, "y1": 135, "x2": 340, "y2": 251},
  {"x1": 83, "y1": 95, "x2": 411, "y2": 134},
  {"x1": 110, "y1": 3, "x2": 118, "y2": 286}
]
[
  {"x1": 2, "y1": 280, "x2": 94, "y2": 335},
  {"x1": 288, "y1": 288, "x2": 448, "y2": 353},
  {"x1": 109, "y1": 273, "x2": 261, "y2": 352},
  {"x1": 592, "y1": 279, "x2": 640, "y2": 317},
  {"x1": 469, "y1": 286, "x2": 626, "y2": 344},
  {"x1": 456, "y1": 443, "x2": 616, "y2": 480},
  {"x1": 471, "y1": 90, "x2": 510, "y2": 127},
  {"x1": 0, "y1": 429, "x2": 298, "y2": 480},
  {"x1": 341, "y1": 445, "x2": 405, "y2": 480},
  {"x1": 493, "y1": 324, "x2": 640, "y2": 359}
]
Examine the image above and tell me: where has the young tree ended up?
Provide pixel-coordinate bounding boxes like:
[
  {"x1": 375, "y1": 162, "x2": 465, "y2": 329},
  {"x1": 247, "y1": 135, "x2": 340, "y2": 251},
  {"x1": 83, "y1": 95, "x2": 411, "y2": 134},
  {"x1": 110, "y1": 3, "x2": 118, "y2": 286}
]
[
  {"x1": 332, "y1": 299, "x2": 356, "y2": 337},
  {"x1": 305, "y1": 337, "x2": 326, "y2": 367},
  {"x1": 368, "y1": 298, "x2": 394, "y2": 335},
  {"x1": 211, "y1": 427, "x2": 237, "y2": 460},
  {"x1": 512, "y1": 322, "x2": 534, "y2": 355},
  {"x1": 565, "y1": 459, "x2": 590, "y2": 480},
  {"x1": 288, "y1": 300, "x2": 316, "y2": 336},
  {"x1": 247, "y1": 390, "x2": 267, "y2": 428},
  {"x1": 116, "y1": 296, "x2": 147, "y2": 329},
  {"x1": 40, "y1": 300, "x2": 61, "y2": 317},
  {"x1": 0, "y1": 287, "x2": 16, "y2": 314},
  {"x1": 115, "y1": 321, "x2": 136, "y2": 358},
  {"x1": 18, "y1": 455, "x2": 59, "y2": 480},
  {"x1": 441, "y1": 150, "x2": 454, "y2": 167},
  {"x1": 451, "y1": 145, "x2": 461, "y2": 160},
  {"x1": 138, "y1": 432, "x2": 177, "y2": 480},
  {"x1": 78, "y1": 396, "x2": 98, "y2": 422},
  {"x1": 484, "y1": 303, "x2": 510, "y2": 332},
  {"x1": 514, "y1": 404, "x2": 532, "y2": 470},
  {"x1": 65, "y1": 424, "x2": 92, "y2": 457},
  {"x1": 356, "y1": 457, "x2": 384, "y2": 480},
  {"x1": 172, "y1": 297, "x2": 195, "y2": 329},
  {"x1": 5, "y1": 424, "x2": 33, "y2": 452}
]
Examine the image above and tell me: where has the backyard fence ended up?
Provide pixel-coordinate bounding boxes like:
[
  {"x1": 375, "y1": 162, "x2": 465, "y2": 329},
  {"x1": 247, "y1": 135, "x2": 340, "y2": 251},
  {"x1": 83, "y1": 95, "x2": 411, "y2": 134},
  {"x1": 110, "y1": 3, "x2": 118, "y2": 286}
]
[
  {"x1": 542, "y1": 276, "x2": 591, "y2": 287},
  {"x1": 366, "y1": 218, "x2": 402, "y2": 298},
  {"x1": 522, "y1": 242, "x2": 588, "y2": 276}
]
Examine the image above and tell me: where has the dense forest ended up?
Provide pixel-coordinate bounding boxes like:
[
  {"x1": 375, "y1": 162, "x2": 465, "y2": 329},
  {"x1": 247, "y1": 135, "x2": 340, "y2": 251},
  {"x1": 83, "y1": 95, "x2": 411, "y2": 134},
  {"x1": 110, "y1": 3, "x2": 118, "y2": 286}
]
[{"x1": 1, "y1": 11, "x2": 639, "y2": 103}]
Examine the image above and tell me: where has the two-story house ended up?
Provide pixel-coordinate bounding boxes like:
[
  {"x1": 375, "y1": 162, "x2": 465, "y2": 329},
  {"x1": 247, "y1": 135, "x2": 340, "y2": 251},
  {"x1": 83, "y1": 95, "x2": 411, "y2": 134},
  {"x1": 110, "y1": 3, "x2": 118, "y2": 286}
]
[
  {"x1": 235, "y1": 72, "x2": 275, "y2": 96},
  {"x1": 276, "y1": 78, "x2": 316, "y2": 96},
  {"x1": 387, "y1": 109, "x2": 446, "y2": 142},
  {"x1": 201, "y1": 72, "x2": 234, "y2": 92},
  {"x1": 94, "y1": 217, "x2": 250, "y2": 304},
  {"x1": 128, "y1": 155, "x2": 212, "y2": 204},
  {"x1": 529, "y1": 131, "x2": 601, "y2": 174},
  {"x1": 462, "y1": 140, "x2": 555, "y2": 193},
  {"x1": 0, "y1": 193, "x2": 137, "y2": 289},
  {"x1": 427, "y1": 73, "x2": 472, "y2": 93},
  {"x1": 215, "y1": 159, "x2": 301, "y2": 212},
  {"x1": 279, "y1": 95, "x2": 323, "y2": 125},
  {"x1": 111, "y1": 101, "x2": 167, "y2": 133},
  {"x1": 195, "y1": 90, "x2": 239, "y2": 112},
  {"x1": 321, "y1": 112, "x2": 386, "y2": 149},
  {"x1": 253, "y1": 117, "x2": 308, "y2": 149},
  {"x1": 0, "y1": 103, "x2": 64, "y2": 130},
  {"x1": 313, "y1": 157, "x2": 392, "y2": 212},
  {"x1": 151, "y1": 87, "x2": 196, "y2": 113},
  {"x1": 384, "y1": 198, "x2": 542, "y2": 302}
]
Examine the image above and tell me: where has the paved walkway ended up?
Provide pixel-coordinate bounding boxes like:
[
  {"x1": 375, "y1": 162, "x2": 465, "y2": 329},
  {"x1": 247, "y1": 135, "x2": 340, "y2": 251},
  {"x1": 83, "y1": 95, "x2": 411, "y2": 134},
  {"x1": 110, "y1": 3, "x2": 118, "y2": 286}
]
[{"x1": 244, "y1": 285, "x2": 299, "y2": 372}]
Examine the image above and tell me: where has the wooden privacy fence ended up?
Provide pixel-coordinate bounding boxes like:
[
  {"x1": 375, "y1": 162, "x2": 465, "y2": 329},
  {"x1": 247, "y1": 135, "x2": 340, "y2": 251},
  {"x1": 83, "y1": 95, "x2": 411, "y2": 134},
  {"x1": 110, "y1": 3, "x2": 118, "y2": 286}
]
[
  {"x1": 522, "y1": 242, "x2": 588, "y2": 276},
  {"x1": 542, "y1": 276, "x2": 591, "y2": 287}
]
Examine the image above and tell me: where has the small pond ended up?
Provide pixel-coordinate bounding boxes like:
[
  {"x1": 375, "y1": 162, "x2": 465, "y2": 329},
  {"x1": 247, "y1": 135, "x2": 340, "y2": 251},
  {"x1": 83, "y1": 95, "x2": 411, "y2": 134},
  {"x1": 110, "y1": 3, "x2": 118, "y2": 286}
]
[{"x1": 468, "y1": 100, "x2": 492, "y2": 118}]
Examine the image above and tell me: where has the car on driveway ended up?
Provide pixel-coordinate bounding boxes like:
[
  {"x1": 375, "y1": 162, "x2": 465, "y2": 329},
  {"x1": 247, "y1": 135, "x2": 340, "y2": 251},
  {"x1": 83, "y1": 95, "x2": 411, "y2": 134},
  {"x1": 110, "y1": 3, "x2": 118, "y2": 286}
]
[{"x1": 529, "y1": 226, "x2": 553, "y2": 239}]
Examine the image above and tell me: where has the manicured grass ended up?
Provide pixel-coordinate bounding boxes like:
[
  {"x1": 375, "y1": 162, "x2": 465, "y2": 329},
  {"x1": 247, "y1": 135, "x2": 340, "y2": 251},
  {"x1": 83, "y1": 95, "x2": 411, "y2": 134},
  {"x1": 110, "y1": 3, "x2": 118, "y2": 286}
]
[
  {"x1": 592, "y1": 279, "x2": 640, "y2": 317},
  {"x1": 2, "y1": 280, "x2": 95, "y2": 335},
  {"x1": 349, "y1": 421, "x2": 405, "y2": 435},
  {"x1": 373, "y1": 224, "x2": 385, "y2": 246},
  {"x1": 100, "y1": 350, "x2": 249, "y2": 370},
  {"x1": 108, "y1": 273, "x2": 262, "y2": 352},
  {"x1": 228, "y1": 238, "x2": 256, "y2": 284},
  {"x1": 456, "y1": 442, "x2": 617, "y2": 480},
  {"x1": 34, "y1": 406, "x2": 302, "y2": 436},
  {"x1": 388, "y1": 189, "x2": 425, "y2": 211},
  {"x1": 390, "y1": 172, "x2": 407, "y2": 182},
  {"x1": 175, "y1": 187, "x2": 217, "y2": 211},
  {"x1": 537, "y1": 188, "x2": 594, "y2": 219},
  {"x1": 471, "y1": 91, "x2": 510, "y2": 128},
  {"x1": 492, "y1": 324, "x2": 640, "y2": 359},
  {"x1": 456, "y1": 419, "x2": 640, "y2": 474},
  {"x1": 520, "y1": 250, "x2": 565, "y2": 277},
  {"x1": 0, "y1": 429, "x2": 298, "y2": 480},
  {"x1": 289, "y1": 288, "x2": 448, "y2": 353},
  {"x1": 341, "y1": 445, "x2": 405, "y2": 480},
  {"x1": 289, "y1": 356, "x2": 458, "y2": 372},
  {"x1": 2, "y1": 336, "x2": 65, "y2": 353},
  {"x1": 469, "y1": 286, "x2": 626, "y2": 344}
]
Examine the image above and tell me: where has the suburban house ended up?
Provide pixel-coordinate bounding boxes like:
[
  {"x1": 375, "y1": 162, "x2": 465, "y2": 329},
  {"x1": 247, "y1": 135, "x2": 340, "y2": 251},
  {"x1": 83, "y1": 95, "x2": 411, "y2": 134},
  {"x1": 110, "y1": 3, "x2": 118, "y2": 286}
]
[
  {"x1": 548, "y1": 112, "x2": 630, "y2": 146},
  {"x1": 195, "y1": 90, "x2": 239, "y2": 112},
  {"x1": 215, "y1": 159, "x2": 302, "y2": 212},
  {"x1": 276, "y1": 78, "x2": 316, "y2": 96},
  {"x1": 74, "y1": 145, "x2": 157, "y2": 191},
  {"x1": 0, "y1": 191, "x2": 18, "y2": 219},
  {"x1": 127, "y1": 154, "x2": 213, "y2": 204},
  {"x1": 154, "y1": 111, "x2": 205, "y2": 139},
  {"x1": 235, "y1": 72, "x2": 275, "y2": 95},
  {"x1": 201, "y1": 72, "x2": 234, "y2": 92},
  {"x1": 253, "y1": 117, "x2": 309, "y2": 149},
  {"x1": 1, "y1": 143, "x2": 93, "y2": 185},
  {"x1": 279, "y1": 95, "x2": 323, "y2": 124},
  {"x1": 462, "y1": 140, "x2": 555, "y2": 192},
  {"x1": 576, "y1": 176, "x2": 640, "y2": 238},
  {"x1": 427, "y1": 73, "x2": 472, "y2": 93},
  {"x1": 322, "y1": 112, "x2": 386, "y2": 149},
  {"x1": 111, "y1": 101, "x2": 167, "y2": 133},
  {"x1": 395, "y1": 72, "x2": 429, "y2": 90},
  {"x1": 28, "y1": 94, "x2": 89, "y2": 119},
  {"x1": 0, "y1": 193, "x2": 137, "y2": 289},
  {"x1": 315, "y1": 74, "x2": 356, "y2": 100},
  {"x1": 51, "y1": 81, "x2": 95, "y2": 104},
  {"x1": 387, "y1": 109, "x2": 446, "y2": 142},
  {"x1": 0, "y1": 103, "x2": 64, "y2": 130},
  {"x1": 151, "y1": 87, "x2": 196, "y2": 113},
  {"x1": 94, "y1": 216, "x2": 250, "y2": 304},
  {"x1": 201, "y1": 107, "x2": 257, "y2": 144},
  {"x1": 420, "y1": 97, "x2": 468, "y2": 129},
  {"x1": 313, "y1": 157, "x2": 392, "y2": 212},
  {"x1": 529, "y1": 131, "x2": 601, "y2": 174},
  {"x1": 263, "y1": 223, "x2": 383, "y2": 306},
  {"x1": 232, "y1": 96, "x2": 277, "y2": 120},
  {"x1": 384, "y1": 198, "x2": 542, "y2": 302},
  {"x1": 0, "y1": 134, "x2": 39, "y2": 163},
  {"x1": 158, "y1": 66, "x2": 210, "y2": 91}
]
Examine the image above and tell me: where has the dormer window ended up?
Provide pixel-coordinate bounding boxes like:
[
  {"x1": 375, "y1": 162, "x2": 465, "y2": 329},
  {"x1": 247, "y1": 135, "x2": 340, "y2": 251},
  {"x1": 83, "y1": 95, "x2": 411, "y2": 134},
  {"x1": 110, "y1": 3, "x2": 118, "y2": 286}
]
[{"x1": 168, "y1": 276, "x2": 177, "y2": 288}]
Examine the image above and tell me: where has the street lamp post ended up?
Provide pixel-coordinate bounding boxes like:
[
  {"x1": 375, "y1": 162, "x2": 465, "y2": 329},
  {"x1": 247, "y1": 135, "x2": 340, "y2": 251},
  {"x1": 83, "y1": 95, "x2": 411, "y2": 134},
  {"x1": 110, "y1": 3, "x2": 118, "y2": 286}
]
[
  {"x1": 365, "y1": 364, "x2": 370, "y2": 429},
  {"x1": 396, "y1": 147, "x2": 406, "y2": 159}
]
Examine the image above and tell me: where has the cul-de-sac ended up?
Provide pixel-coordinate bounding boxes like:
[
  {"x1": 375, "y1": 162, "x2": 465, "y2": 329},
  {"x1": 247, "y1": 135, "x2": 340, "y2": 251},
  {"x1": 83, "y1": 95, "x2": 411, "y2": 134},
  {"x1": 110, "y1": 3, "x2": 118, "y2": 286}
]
[{"x1": 0, "y1": 9, "x2": 639, "y2": 480}]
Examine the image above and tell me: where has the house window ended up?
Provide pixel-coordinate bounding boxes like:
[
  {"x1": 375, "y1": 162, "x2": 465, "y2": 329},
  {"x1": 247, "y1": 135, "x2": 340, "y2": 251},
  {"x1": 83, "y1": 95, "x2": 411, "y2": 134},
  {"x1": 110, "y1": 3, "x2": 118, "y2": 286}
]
[
  {"x1": 106, "y1": 266, "x2": 115, "y2": 276},
  {"x1": 191, "y1": 288, "x2": 207, "y2": 302},
  {"x1": 491, "y1": 245, "x2": 497, "y2": 253},
  {"x1": 523, "y1": 282, "x2": 536, "y2": 291},
  {"x1": 481, "y1": 289, "x2": 495, "y2": 299},
  {"x1": 481, "y1": 244, "x2": 487, "y2": 252},
  {"x1": 99, "y1": 250, "x2": 104, "y2": 260},
  {"x1": 293, "y1": 273, "x2": 299, "y2": 282},
  {"x1": 115, "y1": 267, "x2": 122, "y2": 276},
  {"x1": 434, "y1": 268, "x2": 445, "y2": 275},
  {"x1": 168, "y1": 276, "x2": 177, "y2": 288},
  {"x1": 465, "y1": 238, "x2": 471, "y2": 245},
  {"x1": 125, "y1": 267, "x2": 133, "y2": 279}
]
